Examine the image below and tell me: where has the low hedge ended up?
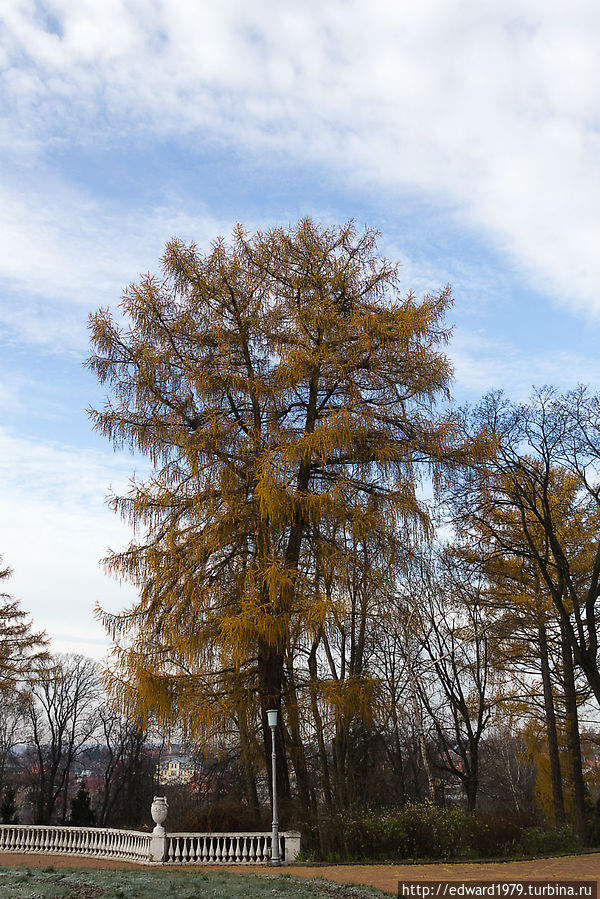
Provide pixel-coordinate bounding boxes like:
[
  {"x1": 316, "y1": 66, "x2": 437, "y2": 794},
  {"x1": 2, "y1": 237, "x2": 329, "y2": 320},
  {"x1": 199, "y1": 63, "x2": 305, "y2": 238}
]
[{"x1": 306, "y1": 802, "x2": 581, "y2": 862}]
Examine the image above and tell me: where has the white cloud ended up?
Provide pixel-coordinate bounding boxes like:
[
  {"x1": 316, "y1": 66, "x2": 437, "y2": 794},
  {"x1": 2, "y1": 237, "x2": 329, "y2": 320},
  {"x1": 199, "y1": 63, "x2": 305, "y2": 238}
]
[
  {"x1": 2, "y1": 0, "x2": 599, "y2": 316},
  {"x1": 0, "y1": 428, "x2": 147, "y2": 658},
  {"x1": 0, "y1": 175, "x2": 230, "y2": 350}
]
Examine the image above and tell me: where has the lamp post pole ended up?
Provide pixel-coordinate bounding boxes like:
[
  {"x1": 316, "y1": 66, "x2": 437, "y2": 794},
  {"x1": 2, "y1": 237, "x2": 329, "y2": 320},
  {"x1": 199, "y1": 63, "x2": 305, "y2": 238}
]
[{"x1": 266, "y1": 709, "x2": 281, "y2": 866}]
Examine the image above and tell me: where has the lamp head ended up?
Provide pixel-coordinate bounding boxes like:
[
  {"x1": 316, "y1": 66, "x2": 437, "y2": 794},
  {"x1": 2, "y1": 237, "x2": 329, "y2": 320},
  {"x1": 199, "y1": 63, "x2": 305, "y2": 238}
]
[{"x1": 266, "y1": 709, "x2": 278, "y2": 728}]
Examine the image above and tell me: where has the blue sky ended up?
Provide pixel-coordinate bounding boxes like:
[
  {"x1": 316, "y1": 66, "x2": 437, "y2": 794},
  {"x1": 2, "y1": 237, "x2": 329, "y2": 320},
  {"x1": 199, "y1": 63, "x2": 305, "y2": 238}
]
[{"x1": 1, "y1": 0, "x2": 600, "y2": 657}]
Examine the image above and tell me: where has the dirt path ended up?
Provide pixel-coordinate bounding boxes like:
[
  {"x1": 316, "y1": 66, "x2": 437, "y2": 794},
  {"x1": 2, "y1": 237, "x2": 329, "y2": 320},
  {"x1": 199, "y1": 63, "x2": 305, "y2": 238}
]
[{"x1": 2, "y1": 852, "x2": 600, "y2": 895}]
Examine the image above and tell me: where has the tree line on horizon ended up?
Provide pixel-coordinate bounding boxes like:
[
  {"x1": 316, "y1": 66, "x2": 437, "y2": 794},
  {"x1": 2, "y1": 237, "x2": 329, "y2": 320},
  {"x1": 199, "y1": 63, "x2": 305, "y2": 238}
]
[{"x1": 3, "y1": 219, "x2": 600, "y2": 855}]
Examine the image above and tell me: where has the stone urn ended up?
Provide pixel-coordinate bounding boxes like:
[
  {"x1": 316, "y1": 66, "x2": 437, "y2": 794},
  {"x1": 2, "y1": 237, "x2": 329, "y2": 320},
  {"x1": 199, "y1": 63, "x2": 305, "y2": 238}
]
[{"x1": 151, "y1": 796, "x2": 168, "y2": 834}]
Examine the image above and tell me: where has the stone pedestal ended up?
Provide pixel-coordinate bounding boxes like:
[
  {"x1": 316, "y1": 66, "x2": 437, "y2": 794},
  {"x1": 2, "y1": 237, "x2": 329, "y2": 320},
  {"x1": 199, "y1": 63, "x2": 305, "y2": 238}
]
[
  {"x1": 149, "y1": 830, "x2": 167, "y2": 862},
  {"x1": 149, "y1": 796, "x2": 168, "y2": 862},
  {"x1": 283, "y1": 831, "x2": 301, "y2": 863}
]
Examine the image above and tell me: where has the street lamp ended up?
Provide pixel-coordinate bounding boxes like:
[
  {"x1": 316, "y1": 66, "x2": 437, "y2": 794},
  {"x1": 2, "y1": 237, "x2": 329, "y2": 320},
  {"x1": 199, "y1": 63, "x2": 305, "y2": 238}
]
[{"x1": 266, "y1": 709, "x2": 281, "y2": 866}]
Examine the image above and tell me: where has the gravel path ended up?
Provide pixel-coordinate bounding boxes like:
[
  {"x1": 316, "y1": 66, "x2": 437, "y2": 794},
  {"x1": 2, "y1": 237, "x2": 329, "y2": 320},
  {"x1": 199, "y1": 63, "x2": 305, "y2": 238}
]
[{"x1": 2, "y1": 852, "x2": 600, "y2": 895}]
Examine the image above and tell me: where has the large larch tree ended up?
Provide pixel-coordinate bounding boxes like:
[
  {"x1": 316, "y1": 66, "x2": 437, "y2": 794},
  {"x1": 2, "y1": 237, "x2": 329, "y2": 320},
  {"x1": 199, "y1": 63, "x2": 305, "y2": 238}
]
[{"x1": 87, "y1": 219, "x2": 475, "y2": 797}]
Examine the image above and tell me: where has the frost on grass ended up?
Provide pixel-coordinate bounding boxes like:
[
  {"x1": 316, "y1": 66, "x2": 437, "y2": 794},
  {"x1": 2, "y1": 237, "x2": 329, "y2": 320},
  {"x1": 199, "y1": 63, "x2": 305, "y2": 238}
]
[{"x1": 0, "y1": 868, "x2": 387, "y2": 899}]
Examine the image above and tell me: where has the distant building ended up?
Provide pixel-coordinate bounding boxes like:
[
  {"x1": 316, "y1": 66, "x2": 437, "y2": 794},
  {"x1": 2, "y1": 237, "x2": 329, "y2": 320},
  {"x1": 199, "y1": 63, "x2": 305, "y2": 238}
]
[{"x1": 157, "y1": 755, "x2": 195, "y2": 785}]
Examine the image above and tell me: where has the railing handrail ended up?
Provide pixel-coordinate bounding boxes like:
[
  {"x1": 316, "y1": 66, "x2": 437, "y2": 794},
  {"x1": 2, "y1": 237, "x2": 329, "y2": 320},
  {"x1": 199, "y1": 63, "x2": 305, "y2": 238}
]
[
  {"x1": 167, "y1": 830, "x2": 272, "y2": 837},
  {"x1": 0, "y1": 824, "x2": 149, "y2": 837}
]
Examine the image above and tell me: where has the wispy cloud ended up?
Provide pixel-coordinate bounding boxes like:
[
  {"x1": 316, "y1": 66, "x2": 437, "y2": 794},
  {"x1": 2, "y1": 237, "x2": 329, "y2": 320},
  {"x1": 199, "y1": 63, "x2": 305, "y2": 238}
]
[
  {"x1": 3, "y1": 1, "x2": 600, "y2": 314},
  {"x1": 0, "y1": 428, "x2": 146, "y2": 656},
  {"x1": 0, "y1": 174, "x2": 230, "y2": 349}
]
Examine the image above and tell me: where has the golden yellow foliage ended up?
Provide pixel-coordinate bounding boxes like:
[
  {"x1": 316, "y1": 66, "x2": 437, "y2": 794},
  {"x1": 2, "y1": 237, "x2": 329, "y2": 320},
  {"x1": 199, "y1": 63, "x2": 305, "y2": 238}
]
[{"x1": 88, "y1": 219, "x2": 474, "y2": 758}]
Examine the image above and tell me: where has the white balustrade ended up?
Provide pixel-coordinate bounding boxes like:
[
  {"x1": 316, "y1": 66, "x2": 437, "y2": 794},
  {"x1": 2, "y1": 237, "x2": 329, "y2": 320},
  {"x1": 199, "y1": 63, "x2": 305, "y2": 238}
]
[
  {"x1": 0, "y1": 821, "x2": 300, "y2": 865},
  {"x1": 0, "y1": 825, "x2": 151, "y2": 863},
  {"x1": 161, "y1": 831, "x2": 299, "y2": 864}
]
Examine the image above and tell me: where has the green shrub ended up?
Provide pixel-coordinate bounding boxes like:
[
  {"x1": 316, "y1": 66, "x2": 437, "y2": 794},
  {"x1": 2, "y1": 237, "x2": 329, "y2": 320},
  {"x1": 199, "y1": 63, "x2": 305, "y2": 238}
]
[
  {"x1": 315, "y1": 803, "x2": 580, "y2": 862},
  {"x1": 517, "y1": 825, "x2": 580, "y2": 857}
]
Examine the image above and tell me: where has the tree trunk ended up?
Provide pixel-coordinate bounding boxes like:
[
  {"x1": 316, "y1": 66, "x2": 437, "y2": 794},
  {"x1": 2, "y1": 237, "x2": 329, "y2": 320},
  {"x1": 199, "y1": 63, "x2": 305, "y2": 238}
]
[
  {"x1": 560, "y1": 619, "x2": 587, "y2": 843},
  {"x1": 332, "y1": 721, "x2": 349, "y2": 808},
  {"x1": 406, "y1": 661, "x2": 435, "y2": 801},
  {"x1": 284, "y1": 659, "x2": 314, "y2": 816},
  {"x1": 464, "y1": 742, "x2": 478, "y2": 812},
  {"x1": 258, "y1": 639, "x2": 291, "y2": 805},
  {"x1": 238, "y1": 716, "x2": 260, "y2": 819},
  {"x1": 538, "y1": 622, "x2": 566, "y2": 826},
  {"x1": 390, "y1": 714, "x2": 406, "y2": 805},
  {"x1": 308, "y1": 641, "x2": 333, "y2": 808}
]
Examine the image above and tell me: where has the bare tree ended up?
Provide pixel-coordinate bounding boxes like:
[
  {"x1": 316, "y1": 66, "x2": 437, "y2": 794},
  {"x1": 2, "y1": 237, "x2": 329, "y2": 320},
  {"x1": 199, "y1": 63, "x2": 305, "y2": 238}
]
[
  {"x1": 24, "y1": 655, "x2": 100, "y2": 824},
  {"x1": 391, "y1": 555, "x2": 502, "y2": 812},
  {"x1": 447, "y1": 389, "x2": 600, "y2": 839},
  {"x1": 95, "y1": 706, "x2": 154, "y2": 827}
]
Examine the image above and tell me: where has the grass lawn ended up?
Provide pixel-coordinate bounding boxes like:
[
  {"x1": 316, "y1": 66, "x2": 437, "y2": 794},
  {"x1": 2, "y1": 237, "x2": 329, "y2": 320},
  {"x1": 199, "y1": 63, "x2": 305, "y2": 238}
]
[{"x1": 0, "y1": 865, "x2": 387, "y2": 899}]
